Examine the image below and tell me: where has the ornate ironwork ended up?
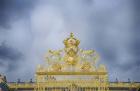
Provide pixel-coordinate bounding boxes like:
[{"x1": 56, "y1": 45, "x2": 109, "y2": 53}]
[{"x1": 35, "y1": 33, "x2": 109, "y2": 91}]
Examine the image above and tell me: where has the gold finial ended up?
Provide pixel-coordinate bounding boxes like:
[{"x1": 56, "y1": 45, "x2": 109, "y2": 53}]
[{"x1": 70, "y1": 32, "x2": 74, "y2": 38}]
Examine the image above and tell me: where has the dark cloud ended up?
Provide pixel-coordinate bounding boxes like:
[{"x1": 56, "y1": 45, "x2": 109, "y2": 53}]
[
  {"x1": 0, "y1": 41, "x2": 23, "y2": 71},
  {"x1": 0, "y1": 0, "x2": 35, "y2": 29},
  {"x1": 0, "y1": 42, "x2": 22, "y2": 60}
]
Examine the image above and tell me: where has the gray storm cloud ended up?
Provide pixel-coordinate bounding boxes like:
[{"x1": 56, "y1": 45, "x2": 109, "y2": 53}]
[{"x1": 0, "y1": 0, "x2": 140, "y2": 82}]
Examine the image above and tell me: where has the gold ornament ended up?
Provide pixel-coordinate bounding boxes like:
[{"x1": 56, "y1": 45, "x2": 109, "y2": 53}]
[
  {"x1": 51, "y1": 63, "x2": 62, "y2": 72},
  {"x1": 81, "y1": 62, "x2": 91, "y2": 72}
]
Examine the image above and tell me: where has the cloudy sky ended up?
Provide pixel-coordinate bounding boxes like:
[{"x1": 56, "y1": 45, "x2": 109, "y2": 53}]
[{"x1": 0, "y1": 0, "x2": 140, "y2": 82}]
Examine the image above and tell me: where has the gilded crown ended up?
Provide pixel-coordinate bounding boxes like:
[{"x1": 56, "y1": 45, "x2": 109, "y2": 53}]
[{"x1": 63, "y1": 33, "x2": 80, "y2": 47}]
